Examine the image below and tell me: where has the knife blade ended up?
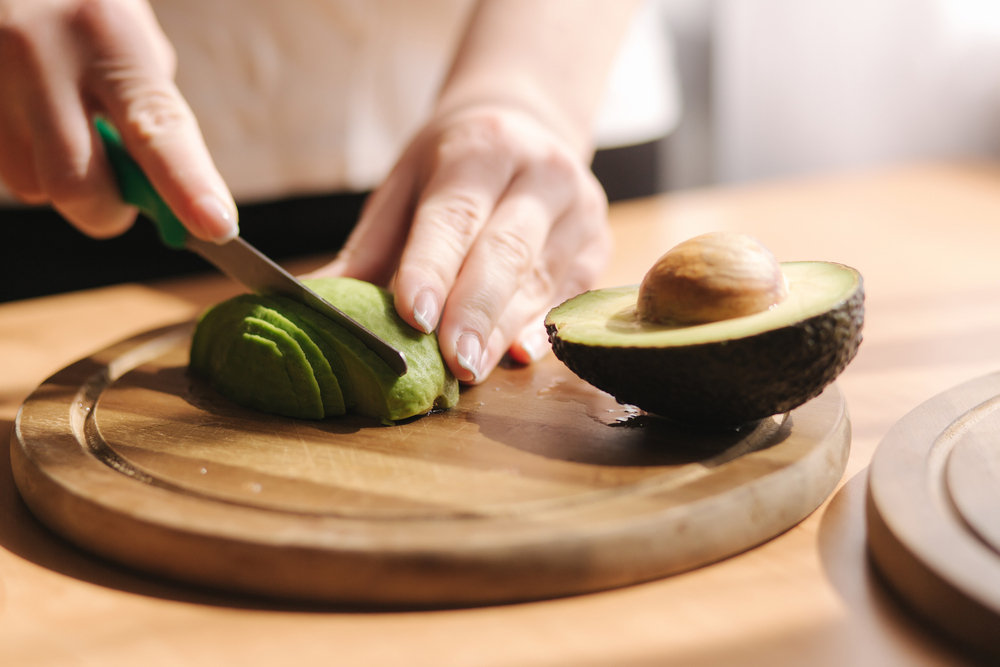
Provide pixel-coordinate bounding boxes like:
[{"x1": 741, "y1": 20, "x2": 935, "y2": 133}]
[{"x1": 95, "y1": 117, "x2": 408, "y2": 376}]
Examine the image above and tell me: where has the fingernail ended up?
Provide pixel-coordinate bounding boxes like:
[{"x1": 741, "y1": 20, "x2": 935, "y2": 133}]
[
  {"x1": 519, "y1": 329, "x2": 550, "y2": 362},
  {"x1": 413, "y1": 290, "x2": 439, "y2": 334},
  {"x1": 456, "y1": 333, "x2": 482, "y2": 382},
  {"x1": 193, "y1": 194, "x2": 239, "y2": 243}
]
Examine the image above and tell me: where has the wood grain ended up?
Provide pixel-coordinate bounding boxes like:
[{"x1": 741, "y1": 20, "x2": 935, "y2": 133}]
[{"x1": 12, "y1": 323, "x2": 849, "y2": 605}]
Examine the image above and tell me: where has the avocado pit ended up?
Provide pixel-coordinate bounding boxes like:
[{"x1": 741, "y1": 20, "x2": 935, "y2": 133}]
[{"x1": 638, "y1": 232, "x2": 788, "y2": 325}]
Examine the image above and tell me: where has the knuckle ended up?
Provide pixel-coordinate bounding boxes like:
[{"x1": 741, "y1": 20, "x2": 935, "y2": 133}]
[
  {"x1": 422, "y1": 191, "x2": 488, "y2": 244},
  {"x1": 128, "y1": 88, "x2": 188, "y2": 139},
  {"x1": 538, "y1": 147, "x2": 578, "y2": 182},
  {"x1": 463, "y1": 291, "x2": 503, "y2": 330},
  {"x1": 578, "y1": 172, "x2": 609, "y2": 219},
  {"x1": 436, "y1": 114, "x2": 513, "y2": 166},
  {"x1": 123, "y1": 86, "x2": 189, "y2": 141},
  {"x1": 530, "y1": 149, "x2": 583, "y2": 205},
  {"x1": 486, "y1": 227, "x2": 535, "y2": 277},
  {"x1": 524, "y1": 265, "x2": 556, "y2": 301},
  {"x1": 584, "y1": 187, "x2": 608, "y2": 221},
  {"x1": 461, "y1": 112, "x2": 508, "y2": 147},
  {"x1": 66, "y1": 0, "x2": 190, "y2": 143}
]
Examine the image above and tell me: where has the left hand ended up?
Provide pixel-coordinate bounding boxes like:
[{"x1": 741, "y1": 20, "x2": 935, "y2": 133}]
[{"x1": 310, "y1": 103, "x2": 612, "y2": 383}]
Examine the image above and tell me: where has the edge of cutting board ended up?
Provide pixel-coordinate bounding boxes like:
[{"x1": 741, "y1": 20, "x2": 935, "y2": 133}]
[{"x1": 868, "y1": 370, "x2": 1000, "y2": 659}]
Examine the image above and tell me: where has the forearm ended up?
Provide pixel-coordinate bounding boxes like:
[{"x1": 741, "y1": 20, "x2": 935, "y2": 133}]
[{"x1": 435, "y1": 0, "x2": 642, "y2": 158}]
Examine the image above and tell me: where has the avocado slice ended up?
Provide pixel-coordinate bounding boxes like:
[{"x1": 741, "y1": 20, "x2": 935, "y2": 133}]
[
  {"x1": 190, "y1": 277, "x2": 459, "y2": 422},
  {"x1": 191, "y1": 294, "x2": 346, "y2": 418},
  {"x1": 249, "y1": 296, "x2": 357, "y2": 412},
  {"x1": 190, "y1": 306, "x2": 327, "y2": 419},
  {"x1": 545, "y1": 262, "x2": 864, "y2": 427}
]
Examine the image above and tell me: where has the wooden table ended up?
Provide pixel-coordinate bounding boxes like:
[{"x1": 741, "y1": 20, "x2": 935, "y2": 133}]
[{"x1": 2, "y1": 163, "x2": 996, "y2": 666}]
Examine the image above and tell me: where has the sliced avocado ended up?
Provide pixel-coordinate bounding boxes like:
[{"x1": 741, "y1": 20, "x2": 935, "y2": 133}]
[
  {"x1": 303, "y1": 277, "x2": 459, "y2": 420},
  {"x1": 190, "y1": 277, "x2": 459, "y2": 422},
  {"x1": 251, "y1": 297, "x2": 357, "y2": 412},
  {"x1": 191, "y1": 294, "x2": 345, "y2": 418},
  {"x1": 545, "y1": 262, "x2": 864, "y2": 427},
  {"x1": 263, "y1": 294, "x2": 404, "y2": 421},
  {"x1": 194, "y1": 315, "x2": 323, "y2": 419}
]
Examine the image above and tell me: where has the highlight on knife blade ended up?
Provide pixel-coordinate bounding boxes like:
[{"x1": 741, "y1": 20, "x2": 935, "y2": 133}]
[{"x1": 185, "y1": 235, "x2": 408, "y2": 376}]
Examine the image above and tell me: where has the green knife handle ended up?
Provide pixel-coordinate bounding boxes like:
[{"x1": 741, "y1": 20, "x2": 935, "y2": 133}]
[{"x1": 94, "y1": 117, "x2": 188, "y2": 250}]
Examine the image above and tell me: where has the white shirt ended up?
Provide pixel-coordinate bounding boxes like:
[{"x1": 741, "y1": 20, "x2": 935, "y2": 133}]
[{"x1": 0, "y1": 0, "x2": 679, "y2": 204}]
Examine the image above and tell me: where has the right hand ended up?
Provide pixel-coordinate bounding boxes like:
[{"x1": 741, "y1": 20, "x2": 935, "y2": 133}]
[{"x1": 0, "y1": 0, "x2": 237, "y2": 241}]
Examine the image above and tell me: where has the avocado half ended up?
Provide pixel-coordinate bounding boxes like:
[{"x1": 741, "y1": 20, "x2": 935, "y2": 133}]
[
  {"x1": 545, "y1": 262, "x2": 864, "y2": 427},
  {"x1": 190, "y1": 277, "x2": 459, "y2": 422}
]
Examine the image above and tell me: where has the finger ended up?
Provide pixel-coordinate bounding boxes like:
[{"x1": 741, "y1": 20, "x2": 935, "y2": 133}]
[
  {"x1": 0, "y1": 44, "x2": 41, "y2": 202},
  {"x1": 391, "y1": 123, "x2": 522, "y2": 335},
  {"x1": 475, "y1": 278, "x2": 559, "y2": 380},
  {"x1": 304, "y1": 154, "x2": 419, "y2": 285},
  {"x1": 77, "y1": 1, "x2": 237, "y2": 242},
  {"x1": 435, "y1": 161, "x2": 578, "y2": 381},
  {"x1": 535, "y1": 170, "x2": 611, "y2": 300},
  {"x1": 0, "y1": 112, "x2": 45, "y2": 204},
  {"x1": 0, "y1": 4, "x2": 135, "y2": 231},
  {"x1": 506, "y1": 227, "x2": 611, "y2": 366},
  {"x1": 507, "y1": 316, "x2": 551, "y2": 365},
  {"x1": 490, "y1": 176, "x2": 611, "y2": 371},
  {"x1": 14, "y1": 42, "x2": 137, "y2": 236},
  {"x1": 482, "y1": 219, "x2": 611, "y2": 374}
]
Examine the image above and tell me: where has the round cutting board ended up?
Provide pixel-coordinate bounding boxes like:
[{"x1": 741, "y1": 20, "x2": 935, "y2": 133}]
[
  {"x1": 868, "y1": 372, "x2": 1000, "y2": 659},
  {"x1": 12, "y1": 322, "x2": 850, "y2": 606}
]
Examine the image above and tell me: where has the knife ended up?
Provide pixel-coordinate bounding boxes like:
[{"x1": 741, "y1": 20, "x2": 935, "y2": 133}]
[{"x1": 95, "y1": 117, "x2": 408, "y2": 376}]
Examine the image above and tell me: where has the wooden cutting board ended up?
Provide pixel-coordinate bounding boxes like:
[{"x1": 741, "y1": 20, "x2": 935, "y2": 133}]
[
  {"x1": 11, "y1": 322, "x2": 850, "y2": 606},
  {"x1": 868, "y1": 371, "x2": 1000, "y2": 659}
]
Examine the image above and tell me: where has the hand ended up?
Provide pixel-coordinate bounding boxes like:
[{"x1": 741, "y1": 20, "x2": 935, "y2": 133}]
[
  {"x1": 0, "y1": 0, "x2": 237, "y2": 241},
  {"x1": 310, "y1": 104, "x2": 613, "y2": 383}
]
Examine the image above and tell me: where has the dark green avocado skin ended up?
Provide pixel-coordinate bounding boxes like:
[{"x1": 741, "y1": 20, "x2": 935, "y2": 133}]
[{"x1": 547, "y1": 284, "x2": 864, "y2": 427}]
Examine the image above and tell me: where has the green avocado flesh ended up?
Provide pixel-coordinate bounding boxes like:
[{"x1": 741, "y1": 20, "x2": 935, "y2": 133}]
[
  {"x1": 190, "y1": 277, "x2": 459, "y2": 422},
  {"x1": 545, "y1": 262, "x2": 864, "y2": 427}
]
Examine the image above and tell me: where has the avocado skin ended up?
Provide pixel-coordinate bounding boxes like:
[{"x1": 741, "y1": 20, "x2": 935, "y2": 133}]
[{"x1": 547, "y1": 282, "x2": 863, "y2": 427}]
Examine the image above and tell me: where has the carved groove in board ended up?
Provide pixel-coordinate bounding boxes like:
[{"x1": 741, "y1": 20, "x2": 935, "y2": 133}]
[
  {"x1": 868, "y1": 372, "x2": 1000, "y2": 659},
  {"x1": 928, "y1": 393, "x2": 1000, "y2": 554},
  {"x1": 947, "y1": 434, "x2": 1000, "y2": 556}
]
